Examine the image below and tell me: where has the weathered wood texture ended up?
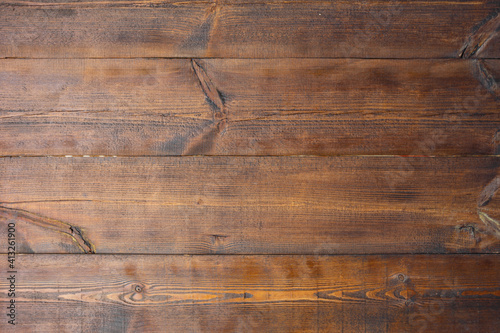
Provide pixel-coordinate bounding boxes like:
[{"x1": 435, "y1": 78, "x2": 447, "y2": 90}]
[
  {"x1": 0, "y1": 1, "x2": 499, "y2": 59},
  {"x1": 1, "y1": 156, "x2": 499, "y2": 254},
  {"x1": 0, "y1": 254, "x2": 498, "y2": 332},
  {"x1": 1, "y1": 1, "x2": 499, "y2": 331},
  {"x1": 0, "y1": 59, "x2": 498, "y2": 156}
]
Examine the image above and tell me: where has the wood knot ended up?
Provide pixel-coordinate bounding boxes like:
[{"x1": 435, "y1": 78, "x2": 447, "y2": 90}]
[
  {"x1": 210, "y1": 234, "x2": 229, "y2": 244},
  {"x1": 459, "y1": 225, "x2": 476, "y2": 238},
  {"x1": 459, "y1": 10, "x2": 500, "y2": 58}
]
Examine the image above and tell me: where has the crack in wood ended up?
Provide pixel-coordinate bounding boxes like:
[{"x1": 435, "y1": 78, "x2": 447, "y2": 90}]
[
  {"x1": 459, "y1": 9, "x2": 500, "y2": 59},
  {"x1": 477, "y1": 176, "x2": 500, "y2": 207},
  {"x1": 210, "y1": 234, "x2": 229, "y2": 240},
  {"x1": 184, "y1": 59, "x2": 228, "y2": 154},
  {"x1": 471, "y1": 59, "x2": 499, "y2": 100},
  {"x1": 191, "y1": 59, "x2": 225, "y2": 117},
  {"x1": 0, "y1": 205, "x2": 95, "y2": 253}
]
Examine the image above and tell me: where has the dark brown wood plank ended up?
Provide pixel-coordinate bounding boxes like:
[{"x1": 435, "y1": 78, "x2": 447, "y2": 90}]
[
  {"x1": 0, "y1": 1, "x2": 498, "y2": 59},
  {"x1": 0, "y1": 59, "x2": 498, "y2": 156},
  {"x1": 1, "y1": 156, "x2": 499, "y2": 254},
  {"x1": 0, "y1": 254, "x2": 498, "y2": 332}
]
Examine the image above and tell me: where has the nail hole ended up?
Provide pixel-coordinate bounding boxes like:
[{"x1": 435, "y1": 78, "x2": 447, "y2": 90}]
[
  {"x1": 398, "y1": 274, "x2": 405, "y2": 281},
  {"x1": 135, "y1": 285, "x2": 142, "y2": 293}
]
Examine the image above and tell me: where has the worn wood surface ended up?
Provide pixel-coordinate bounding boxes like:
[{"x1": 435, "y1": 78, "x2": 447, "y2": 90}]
[
  {"x1": 0, "y1": 59, "x2": 498, "y2": 156},
  {"x1": 1, "y1": 0, "x2": 499, "y2": 331},
  {"x1": 0, "y1": 1, "x2": 499, "y2": 59},
  {"x1": 1, "y1": 156, "x2": 499, "y2": 254},
  {"x1": 0, "y1": 254, "x2": 498, "y2": 332}
]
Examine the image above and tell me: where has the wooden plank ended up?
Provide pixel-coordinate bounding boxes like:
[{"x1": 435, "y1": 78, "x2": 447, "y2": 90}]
[
  {"x1": 0, "y1": 254, "x2": 498, "y2": 332},
  {"x1": 1, "y1": 156, "x2": 499, "y2": 254},
  {"x1": 0, "y1": 59, "x2": 498, "y2": 156},
  {"x1": 0, "y1": 1, "x2": 498, "y2": 59}
]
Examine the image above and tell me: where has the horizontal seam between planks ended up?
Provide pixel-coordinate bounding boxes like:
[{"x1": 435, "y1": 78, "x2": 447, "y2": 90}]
[
  {"x1": 0, "y1": 155, "x2": 499, "y2": 158},
  {"x1": 1, "y1": 57, "x2": 500, "y2": 60},
  {"x1": 1, "y1": 253, "x2": 499, "y2": 256}
]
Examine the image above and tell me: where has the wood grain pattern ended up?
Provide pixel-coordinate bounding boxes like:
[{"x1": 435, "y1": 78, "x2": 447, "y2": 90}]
[
  {"x1": 1, "y1": 59, "x2": 498, "y2": 156},
  {"x1": 0, "y1": 1, "x2": 498, "y2": 59},
  {"x1": 0, "y1": 254, "x2": 498, "y2": 332},
  {"x1": 1, "y1": 156, "x2": 499, "y2": 254},
  {"x1": 1, "y1": 1, "x2": 499, "y2": 331}
]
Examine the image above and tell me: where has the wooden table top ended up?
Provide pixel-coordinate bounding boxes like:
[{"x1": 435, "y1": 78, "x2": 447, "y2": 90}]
[{"x1": 0, "y1": 1, "x2": 499, "y2": 332}]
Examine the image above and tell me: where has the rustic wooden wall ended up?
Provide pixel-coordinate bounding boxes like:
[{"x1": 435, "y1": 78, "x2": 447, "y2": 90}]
[{"x1": 0, "y1": 0, "x2": 499, "y2": 332}]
